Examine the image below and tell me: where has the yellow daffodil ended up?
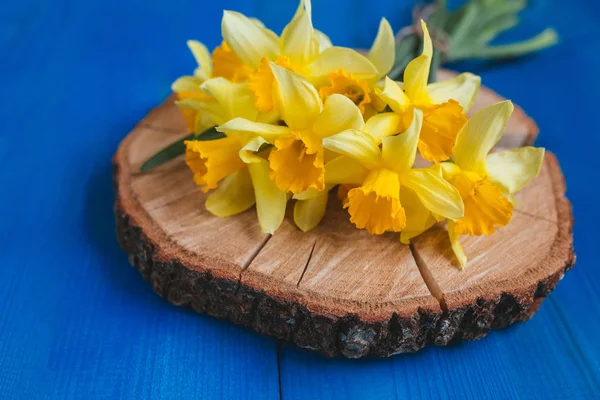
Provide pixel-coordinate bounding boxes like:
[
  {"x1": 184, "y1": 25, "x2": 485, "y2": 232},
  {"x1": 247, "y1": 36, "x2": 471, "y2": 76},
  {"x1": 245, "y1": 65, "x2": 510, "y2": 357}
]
[
  {"x1": 221, "y1": 0, "x2": 380, "y2": 113},
  {"x1": 321, "y1": 109, "x2": 464, "y2": 235},
  {"x1": 217, "y1": 63, "x2": 366, "y2": 197},
  {"x1": 171, "y1": 40, "x2": 215, "y2": 133},
  {"x1": 183, "y1": 78, "x2": 287, "y2": 233},
  {"x1": 319, "y1": 18, "x2": 395, "y2": 118},
  {"x1": 439, "y1": 101, "x2": 545, "y2": 267},
  {"x1": 378, "y1": 21, "x2": 481, "y2": 163}
]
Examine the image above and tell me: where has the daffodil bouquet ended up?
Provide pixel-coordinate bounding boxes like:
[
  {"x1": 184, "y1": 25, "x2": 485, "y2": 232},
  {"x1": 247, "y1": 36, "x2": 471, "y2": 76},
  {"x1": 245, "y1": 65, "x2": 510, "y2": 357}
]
[{"x1": 146, "y1": 0, "x2": 545, "y2": 268}]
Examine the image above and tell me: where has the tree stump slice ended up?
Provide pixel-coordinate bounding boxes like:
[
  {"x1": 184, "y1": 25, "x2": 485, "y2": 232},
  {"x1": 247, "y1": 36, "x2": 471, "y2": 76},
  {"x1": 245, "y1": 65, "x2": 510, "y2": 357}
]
[{"x1": 113, "y1": 73, "x2": 573, "y2": 358}]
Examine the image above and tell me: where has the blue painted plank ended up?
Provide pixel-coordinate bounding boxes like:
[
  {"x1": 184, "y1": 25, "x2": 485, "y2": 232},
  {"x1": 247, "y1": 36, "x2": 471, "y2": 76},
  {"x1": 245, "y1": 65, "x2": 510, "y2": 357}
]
[
  {"x1": 279, "y1": 1, "x2": 600, "y2": 400},
  {"x1": 0, "y1": 1, "x2": 279, "y2": 399},
  {"x1": 1, "y1": 0, "x2": 600, "y2": 399}
]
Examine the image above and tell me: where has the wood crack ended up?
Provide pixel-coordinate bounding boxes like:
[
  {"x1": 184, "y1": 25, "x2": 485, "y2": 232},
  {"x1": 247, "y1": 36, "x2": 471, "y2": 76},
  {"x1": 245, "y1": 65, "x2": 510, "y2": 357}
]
[
  {"x1": 296, "y1": 240, "x2": 317, "y2": 287},
  {"x1": 235, "y1": 234, "x2": 272, "y2": 294},
  {"x1": 514, "y1": 208, "x2": 557, "y2": 225},
  {"x1": 409, "y1": 243, "x2": 448, "y2": 312}
]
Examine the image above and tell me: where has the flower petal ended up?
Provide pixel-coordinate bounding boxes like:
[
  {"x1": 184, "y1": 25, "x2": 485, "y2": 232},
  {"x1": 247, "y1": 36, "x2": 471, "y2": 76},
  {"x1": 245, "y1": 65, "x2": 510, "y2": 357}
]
[
  {"x1": 172, "y1": 76, "x2": 203, "y2": 93},
  {"x1": 399, "y1": 188, "x2": 437, "y2": 244},
  {"x1": 403, "y1": 20, "x2": 433, "y2": 104},
  {"x1": 448, "y1": 221, "x2": 467, "y2": 268},
  {"x1": 216, "y1": 117, "x2": 289, "y2": 143},
  {"x1": 200, "y1": 78, "x2": 263, "y2": 122},
  {"x1": 206, "y1": 169, "x2": 255, "y2": 217},
  {"x1": 381, "y1": 108, "x2": 422, "y2": 174},
  {"x1": 315, "y1": 29, "x2": 332, "y2": 51},
  {"x1": 485, "y1": 147, "x2": 545, "y2": 194},
  {"x1": 364, "y1": 112, "x2": 401, "y2": 143},
  {"x1": 280, "y1": 0, "x2": 319, "y2": 64},
  {"x1": 379, "y1": 77, "x2": 410, "y2": 113},
  {"x1": 187, "y1": 40, "x2": 212, "y2": 80},
  {"x1": 427, "y1": 72, "x2": 481, "y2": 112},
  {"x1": 270, "y1": 63, "x2": 322, "y2": 130},
  {"x1": 453, "y1": 100, "x2": 514, "y2": 175},
  {"x1": 401, "y1": 168, "x2": 464, "y2": 220},
  {"x1": 313, "y1": 94, "x2": 364, "y2": 137},
  {"x1": 308, "y1": 47, "x2": 379, "y2": 86},
  {"x1": 324, "y1": 155, "x2": 369, "y2": 185},
  {"x1": 294, "y1": 190, "x2": 328, "y2": 232},
  {"x1": 221, "y1": 10, "x2": 279, "y2": 68},
  {"x1": 322, "y1": 129, "x2": 381, "y2": 169},
  {"x1": 367, "y1": 18, "x2": 395, "y2": 78},
  {"x1": 239, "y1": 136, "x2": 270, "y2": 163},
  {"x1": 248, "y1": 159, "x2": 287, "y2": 234}
]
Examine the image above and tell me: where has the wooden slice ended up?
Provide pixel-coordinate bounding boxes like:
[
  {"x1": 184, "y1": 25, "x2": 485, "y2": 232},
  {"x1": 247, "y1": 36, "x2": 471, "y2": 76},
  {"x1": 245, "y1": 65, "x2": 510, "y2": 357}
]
[{"x1": 113, "y1": 76, "x2": 573, "y2": 358}]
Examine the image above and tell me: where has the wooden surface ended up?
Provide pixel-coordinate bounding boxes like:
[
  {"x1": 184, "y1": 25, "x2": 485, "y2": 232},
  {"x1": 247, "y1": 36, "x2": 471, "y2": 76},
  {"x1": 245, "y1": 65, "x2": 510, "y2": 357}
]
[
  {"x1": 113, "y1": 75, "x2": 573, "y2": 357},
  {"x1": 3, "y1": 0, "x2": 599, "y2": 398}
]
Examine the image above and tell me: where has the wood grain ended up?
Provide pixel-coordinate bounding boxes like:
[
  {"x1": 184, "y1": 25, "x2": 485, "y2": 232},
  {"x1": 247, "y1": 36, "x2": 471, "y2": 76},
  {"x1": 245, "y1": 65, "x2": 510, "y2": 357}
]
[{"x1": 113, "y1": 80, "x2": 572, "y2": 358}]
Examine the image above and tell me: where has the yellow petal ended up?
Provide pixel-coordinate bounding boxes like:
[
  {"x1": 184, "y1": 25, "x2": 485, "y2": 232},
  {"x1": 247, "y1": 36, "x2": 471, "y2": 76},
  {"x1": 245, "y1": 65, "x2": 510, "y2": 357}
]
[
  {"x1": 293, "y1": 185, "x2": 333, "y2": 200},
  {"x1": 200, "y1": 78, "x2": 262, "y2": 123},
  {"x1": 448, "y1": 172, "x2": 513, "y2": 236},
  {"x1": 322, "y1": 129, "x2": 381, "y2": 169},
  {"x1": 294, "y1": 190, "x2": 328, "y2": 232},
  {"x1": 280, "y1": 0, "x2": 319, "y2": 64},
  {"x1": 324, "y1": 155, "x2": 369, "y2": 185},
  {"x1": 187, "y1": 40, "x2": 212, "y2": 80},
  {"x1": 381, "y1": 108, "x2": 423, "y2": 174},
  {"x1": 216, "y1": 117, "x2": 289, "y2": 143},
  {"x1": 426, "y1": 72, "x2": 481, "y2": 112},
  {"x1": 239, "y1": 136, "x2": 269, "y2": 163},
  {"x1": 448, "y1": 221, "x2": 467, "y2": 268},
  {"x1": 270, "y1": 63, "x2": 322, "y2": 130},
  {"x1": 172, "y1": 76, "x2": 203, "y2": 94},
  {"x1": 211, "y1": 41, "x2": 253, "y2": 82},
  {"x1": 248, "y1": 159, "x2": 288, "y2": 234},
  {"x1": 184, "y1": 138, "x2": 245, "y2": 192},
  {"x1": 453, "y1": 100, "x2": 514, "y2": 175},
  {"x1": 401, "y1": 168, "x2": 464, "y2": 220},
  {"x1": 318, "y1": 70, "x2": 373, "y2": 115},
  {"x1": 315, "y1": 29, "x2": 333, "y2": 51},
  {"x1": 308, "y1": 47, "x2": 379, "y2": 86},
  {"x1": 485, "y1": 147, "x2": 545, "y2": 194},
  {"x1": 312, "y1": 93, "x2": 364, "y2": 137},
  {"x1": 364, "y1": 112, "x2": 401, "y2": 143},
  {"x1": 379, "y1": 77, "x2": 410, "y2": 113},
  {"x1": 418, "y1": 100, "x2": 467, "y2": 163},
  {"x1": 403, "y1": 20, "x2": 433, "y2": 104},
  {"x1": 346, "y1": 168, "x2": 406, "y2": 234},
  {"x1": 206, "y1": 168, "x2": 255, "y2": 217},
  {"x1": 399, "y1": 188, "x2": 438, "y2": 244},
  {"x1": 221, "y1": 10, "x2": 279, "y2": 68},
  {"x1": 367, "y1": 18, "x2": 395, "y2": 78},
  {"x1": 269, "y1": 134, "x2": 325, "y2": 194}
]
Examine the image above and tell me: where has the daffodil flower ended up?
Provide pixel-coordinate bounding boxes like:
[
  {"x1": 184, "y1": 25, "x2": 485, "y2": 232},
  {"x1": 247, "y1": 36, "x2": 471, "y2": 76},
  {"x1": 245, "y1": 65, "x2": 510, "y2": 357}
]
[
  {"x1": 439, "y1": 101, "x2": 545, "y2": 267},
  {"x1": 218, "y1": 63, "x2": 366, "y2": 198},
  {"x1": 171, "y1": 40, "x2": 215, "y2": 133},
  {"x1": 319, "y1": 18, "x2": 395, "y2": 118},
  {"x1": 222, "y1": 0, "x2": 379, "y2": 113},
  {"x1": 321, "y1": 109, "x2": 464, "y2": 235},
  {"x1": 378, "y1": 21, "x2": 481, "y2": 163},
  {"x1": 183, "y1": 78, "x2": 286, "y2": 233}
]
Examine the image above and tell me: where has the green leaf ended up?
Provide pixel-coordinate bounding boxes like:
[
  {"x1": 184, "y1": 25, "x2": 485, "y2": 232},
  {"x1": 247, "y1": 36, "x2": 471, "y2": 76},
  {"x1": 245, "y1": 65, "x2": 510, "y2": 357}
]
[
  {"x1": 469, "y1": 28, "x2": 558, "y2": 60},
  {"x1": 139, "y1": 126, "x2": 225, "y2": 172}
]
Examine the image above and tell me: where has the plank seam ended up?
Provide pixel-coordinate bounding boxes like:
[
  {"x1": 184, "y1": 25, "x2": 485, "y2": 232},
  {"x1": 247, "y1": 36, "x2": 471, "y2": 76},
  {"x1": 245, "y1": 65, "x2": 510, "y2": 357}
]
[{"x1": 513, "y1": 208, "x2": 558, "y2": 225}]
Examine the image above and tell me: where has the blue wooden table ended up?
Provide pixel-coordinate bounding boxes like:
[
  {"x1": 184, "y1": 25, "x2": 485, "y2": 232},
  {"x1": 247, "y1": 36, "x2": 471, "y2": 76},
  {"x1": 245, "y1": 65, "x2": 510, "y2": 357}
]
[{"x1": 1, "y1": 0, "x2": 599, "y2": 398}]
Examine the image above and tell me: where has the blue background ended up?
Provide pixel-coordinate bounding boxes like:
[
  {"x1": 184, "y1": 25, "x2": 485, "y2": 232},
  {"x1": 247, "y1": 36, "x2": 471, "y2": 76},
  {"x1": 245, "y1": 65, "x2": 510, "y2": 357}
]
[{"x1": 1, "y1": 0, "x2": 599, "y2": 398}]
